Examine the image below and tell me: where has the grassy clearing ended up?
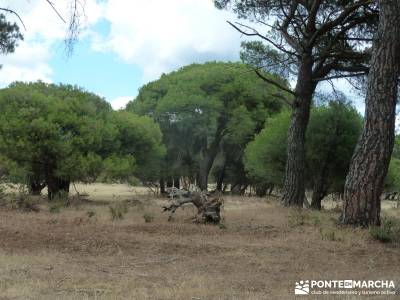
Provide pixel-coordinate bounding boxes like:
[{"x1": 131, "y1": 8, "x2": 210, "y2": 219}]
[{"x1": 0, "y1": 184, "x2": 399, "y2": 299}]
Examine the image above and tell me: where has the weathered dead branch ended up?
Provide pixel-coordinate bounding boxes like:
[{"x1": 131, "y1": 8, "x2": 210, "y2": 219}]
[{"x1": 162, "y1": 191, "x2": 223, "y2": 224}]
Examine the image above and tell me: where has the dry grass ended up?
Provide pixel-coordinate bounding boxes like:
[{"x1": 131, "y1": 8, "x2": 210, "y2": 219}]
[{"x1": 0, "y1": 184, "x2": 399, "y2": 299}]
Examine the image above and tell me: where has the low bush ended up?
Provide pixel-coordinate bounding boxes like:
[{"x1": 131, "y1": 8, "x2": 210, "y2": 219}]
[
  {"x1": 319, "y1": 227, "x2": 340, "y2": 241},
  {"x1": 369, "y1": 217, "x2": 400, "y2": 243},
  {"x1": 143, "y1": 213, "x2": 154, "y2": 223},
  {"x1": 109, "y1": 202, "x2": 128, "y2": 220}
]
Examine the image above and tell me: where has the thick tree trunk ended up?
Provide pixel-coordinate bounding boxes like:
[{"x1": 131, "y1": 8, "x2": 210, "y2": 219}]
[
  {"x1": 311, "y1": 160, "x2": 330, "y2": 210},
  {"x1": 341, "y1": 0, "x2": 400, "y2": 226},
  {"x1": 47, "y1": 175, "x2": 70, "y2": 200},
  {"x1": 268, "y1": 185, "x2": 274, "y2": 195},
  {"x1": 197, "y1": 122, "x2": 225, "y2": 191},
  {"x1": 197, "y1": 158, "x2": 211, "y2": 191},
  {"x1": 230, "y1": 183, "x2": 242, "y2": 195},
  {"x1": 311, "y1": 181, "x2": 327, "y2": 210},
  {"x1": 282, "y1": 55, "x2": 316, "y2": 207},
  {"x1": 160, "y1": 178, "x2": 166, "y2": 194},
  {"x1": 216, "y1": 157, "x2": 227, "y2": 191},
  {"x1": 255, "y1": 184, "x2": 268, "y2": 197},
  {"x1": 198, "y1": 140, "x2": 220, "y2": 191},
  {"x1": 173, "y1": 177, "x2": 180, "y2": 189}
]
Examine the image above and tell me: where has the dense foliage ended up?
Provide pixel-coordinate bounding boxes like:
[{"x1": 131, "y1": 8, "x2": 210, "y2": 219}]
[
  {"x1": 0, "y1": 13, "x2": 23, "y2": 69},
  {"x1": 244, "y1": 101, "x2": 363, "y2": 207},
  {"x1": 215, "y1": 0, "x2": 377, "y2": 207},
  {"x1": 127, "y1": 62, "x2": 288, "y2": 191},
  {"x1": 0, "y1": 82, "x2": 164, "y2": 198}
]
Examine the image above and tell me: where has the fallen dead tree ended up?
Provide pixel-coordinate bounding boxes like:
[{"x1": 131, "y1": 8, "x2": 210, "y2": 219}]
[{"x1": 162, "y1": 190, "x2": 223, "y2": 224}]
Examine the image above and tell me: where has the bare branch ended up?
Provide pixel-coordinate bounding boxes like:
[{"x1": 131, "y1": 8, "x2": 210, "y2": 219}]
[
  {"x1": 309, "y1": 0, "x2": 374, "y2": 46},
  {"x1": 271, "y1": 92, "x2": 294, "y2": 107},
  {"x1": 277, "y1": 0, "x2": 303, "y2": 53},
  {"x1": 227, "y1": 21, "x2": 299, "y2": 57},
  {"x1": 255, "y1": 69, "x2": 296, "y2": 96},
  {"x1": 0, "y1": 8, "x2": 26, "y2": 30},
  {"x1": 313, "y1": 72, "x2": 367, "y2": 82},
  {"x1": 45, "y1": 0, "x2": 66, "y2": 23},
  {"x1": 162, "y1": 191, "x2": 223, "y2": 224}
]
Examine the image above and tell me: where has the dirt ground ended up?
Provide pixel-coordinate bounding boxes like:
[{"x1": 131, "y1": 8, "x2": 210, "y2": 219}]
[{"x1": 0, "y1": 184, "x2": 400, "y2": 299}]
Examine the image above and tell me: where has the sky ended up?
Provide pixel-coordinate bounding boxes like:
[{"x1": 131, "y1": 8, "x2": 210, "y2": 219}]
[
  {"x1": 0, "y1": 0, "x2": 246, "y2": 109},
  {"x1": 0, "y1": 0, "x2": 364, "y2": 111}
]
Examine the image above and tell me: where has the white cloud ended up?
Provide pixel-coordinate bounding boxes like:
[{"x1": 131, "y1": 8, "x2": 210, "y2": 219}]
[
  {"x1": 0, "y1": 0, "x2": 249, "y2": 104},
  {"x1": 109, "y1": 96, "x2": 134, "y2": 110},
  {"x1": 0, "y1": 0, "x2": 102, "y2": 87},
  {"x1": 0, "y1": 39, "x2": 54, "y2": 85},
  {"x1": 90, "y1": 0, "x2": 243, "y2": 81}
]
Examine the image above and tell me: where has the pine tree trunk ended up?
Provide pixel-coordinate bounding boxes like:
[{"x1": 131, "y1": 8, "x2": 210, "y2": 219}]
[
  {"x1": 159, "y1": 178, "x2": 166, "y2": 194},
  {"x1": 230, "y1": 183, "x2": 242, "y2": 195},
  {"x1": 341, "y1": 0, "x2": 400, "y2": 226},
  {"x1": 255, "y1": 184, "x2": 268, "y2": 197},
  {"x1": 174, "y1": 177, "x2": 180, "y2": 189},
  {"x1": 311, "y1": 181, "x2": 327, "y2": 210},
  {"x1": 268, "y1": 185, "x2": 274, "y2": 195},
  {"x1": 311, "y1": 160, "x2": 330, "y2": 210},
  {"x1": 47, "y1": 175, "x2": 70, "y2": 200},
  {"x1": 282, "y1": 55, "x2": 316, "y2": 207},
  {"x1": 198, "y1": 139, "x2": 221, "y2": 191},
  {"x1": 216, "y1": 157, "x2": 226, "y2": 191},
  {"x1": 198, "y1": 155, "x2": 212, "y2": 191}
]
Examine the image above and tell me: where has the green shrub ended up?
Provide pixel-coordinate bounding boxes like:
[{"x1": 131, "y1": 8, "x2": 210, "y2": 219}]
[
  {"x1": 16, "y1": 196, "x2": 39, "y2": 212},
  {"x1": 86, "y1": 210, "x2": 96, "y2": 218},
  {"x1": 109, "y1": 202, "x2": 128, "y2": 220},
  {"x1": 320, "y1": 228, "x2": 340, "y2": 241},
  {"x1": 310, "y1": 215, "x2": 322, "y2": 226},
  {"x1": 52, "y1": 191, "x2": 70, "y2": 204},
  {"x1": 369, "y1": 218, "x2": 397, "y2": 243},
  {"x1": 48, "y1": 192, "x2": 70, "y2": 213},
  {"x1": 143, "y1": 213, "x2": 154, "y2": 223},
  {"x1": 49, "y1": 204, "x2": 61, "y2": 214},
  {"x1": 9, "y1": 187, "x2": 39, "y2": 212},
  {"x1": 218, "y1": 223, "x2": 227, "y2": 230},
  {"x1": 288, "y1": 209, "x2": 307, "y2": 227},
  {"x1": 49, "y1": 200, "x2": 67, "y2": 213}
]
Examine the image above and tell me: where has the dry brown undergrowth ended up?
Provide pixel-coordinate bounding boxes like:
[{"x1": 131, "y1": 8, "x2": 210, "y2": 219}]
[{"x1": 0, "y1": 184, "x2": 399, "y2": 299}]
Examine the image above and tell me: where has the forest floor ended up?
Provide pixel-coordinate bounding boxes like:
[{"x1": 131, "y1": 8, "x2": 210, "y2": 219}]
[{"x1": 0, "y1": 184, "x2": 400, "y2": 299}]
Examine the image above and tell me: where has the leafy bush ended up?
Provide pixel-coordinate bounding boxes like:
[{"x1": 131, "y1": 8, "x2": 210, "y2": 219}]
[
  {"x1": 7, "y1": 186, "x2": 40, "y2": 212},
  {"x1": 287, "y1": 209, "x2": 307, "y2": 227},
  {"x1": 49, "y1": 201, "x2": 67, "y2": 213},
  {"x1": 218, "y1": 223, "x2": 227, "y2": 230},
  {"x1": 52, "y1": 191, "x2": 70, "y2": 204},
  {"x1": 49, "y1": 204, "x2": 61, "y2": 214},
  {"x1": 143, "y1": 213, "x2": 154, "y2": 223},
  {"x1": 109, "y1": 202, "x2": 128, "y2": 220},
  {"x1": 48, "y1": 191, "x2": 70, "y2": 213},
  {"x1": 369, "y1": 218, "x2": 399, "y2": 243},
  {"x1": 86, "y1": 210, "x2": 96, "y2": 218},
  {"x1": 244, "y1": 102, "x2": 362, "y2": 198}
]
